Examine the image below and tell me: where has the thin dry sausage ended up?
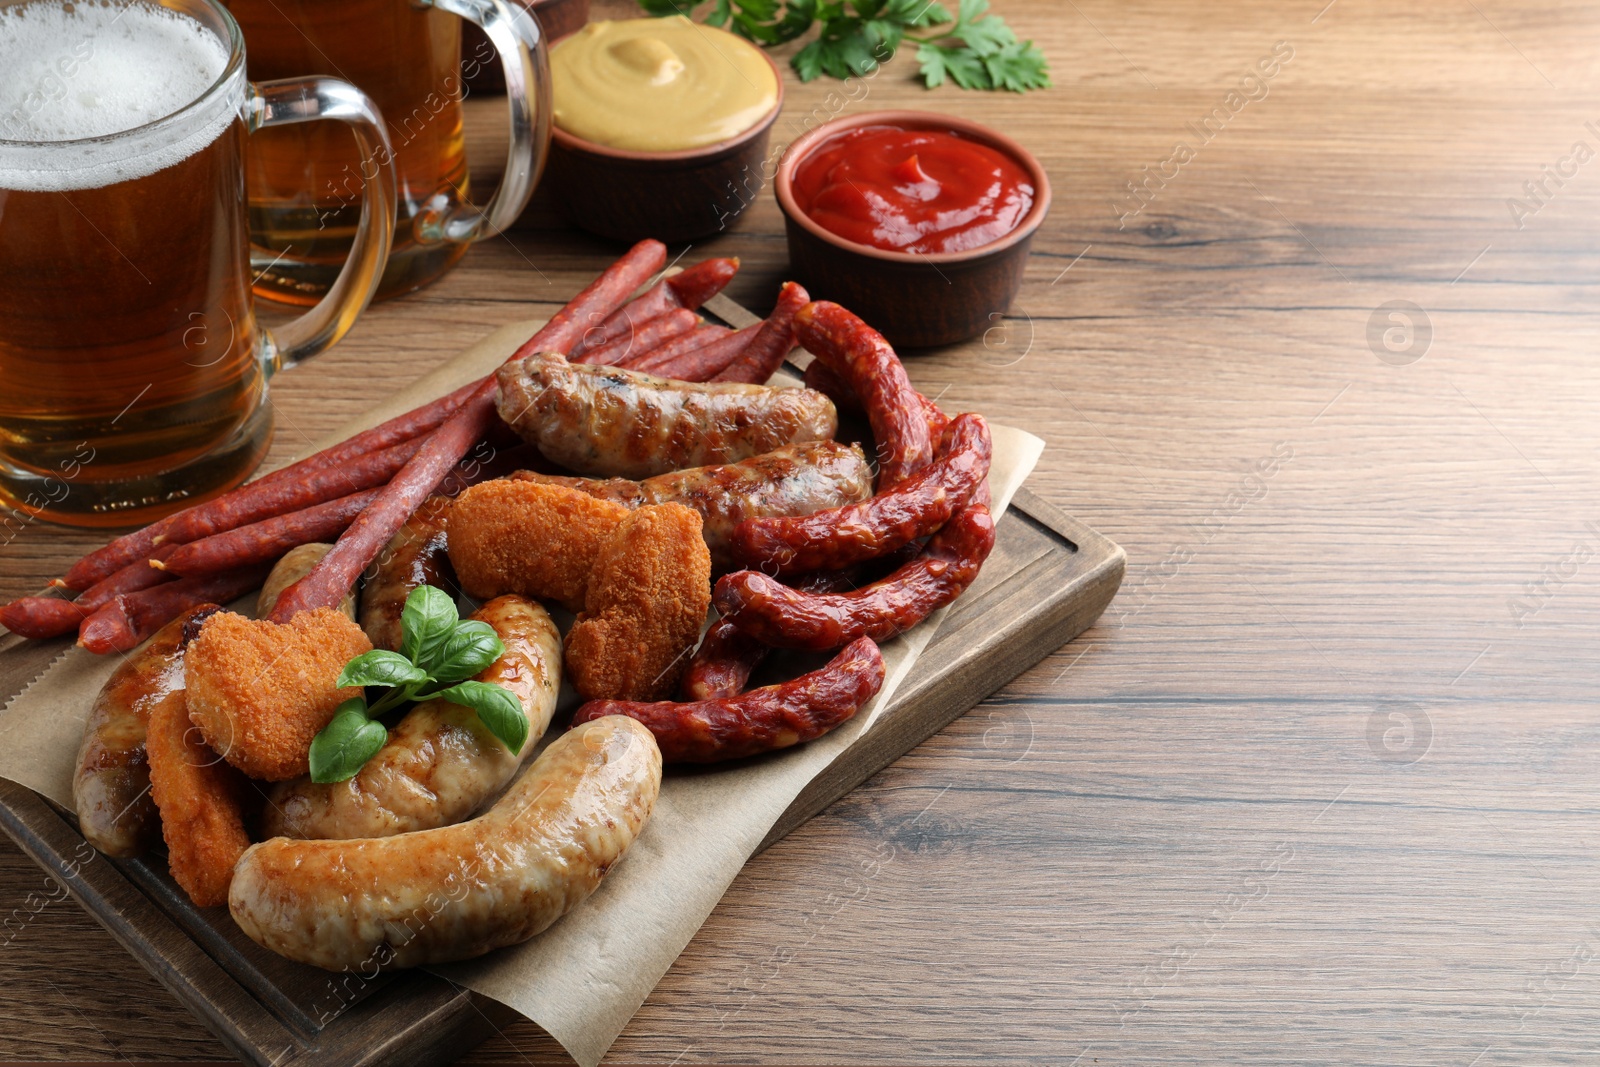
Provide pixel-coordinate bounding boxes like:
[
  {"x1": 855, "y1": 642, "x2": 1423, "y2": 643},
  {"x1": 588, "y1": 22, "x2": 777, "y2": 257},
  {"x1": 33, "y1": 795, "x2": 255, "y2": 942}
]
[
  {"x1": 268, "y1": 241, "x2": 668, "y2": 621},
  {"x1": 713, "y1": 281, "x2": 808, "y2": 384}
]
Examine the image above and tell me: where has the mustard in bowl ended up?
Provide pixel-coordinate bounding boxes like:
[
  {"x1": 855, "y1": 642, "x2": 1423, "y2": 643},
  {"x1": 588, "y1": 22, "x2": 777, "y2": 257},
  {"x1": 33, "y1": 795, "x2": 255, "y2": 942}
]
[{"x1": 543, "y1": 16, "x2": 785, "y2": 242}]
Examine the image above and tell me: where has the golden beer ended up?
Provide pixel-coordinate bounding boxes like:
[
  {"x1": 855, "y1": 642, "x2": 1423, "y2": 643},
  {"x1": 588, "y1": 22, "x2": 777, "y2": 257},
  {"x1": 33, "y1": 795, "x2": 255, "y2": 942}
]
[
  {"x1": 228, "y1": 0, "x2": 550, "y2": 304},
  {"x1": 0, "y1": 0, "x2": 394, "y2": 527}
]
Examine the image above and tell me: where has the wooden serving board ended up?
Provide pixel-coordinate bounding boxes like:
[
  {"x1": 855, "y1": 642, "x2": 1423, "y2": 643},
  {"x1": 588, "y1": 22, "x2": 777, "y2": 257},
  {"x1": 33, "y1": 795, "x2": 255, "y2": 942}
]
[
  {"x1": 0, "y1": 485, "x2": 1120, "y2": 1066},
  {"x1": 0, "y1": 291, "x2": 1122, "y2": 1064}
]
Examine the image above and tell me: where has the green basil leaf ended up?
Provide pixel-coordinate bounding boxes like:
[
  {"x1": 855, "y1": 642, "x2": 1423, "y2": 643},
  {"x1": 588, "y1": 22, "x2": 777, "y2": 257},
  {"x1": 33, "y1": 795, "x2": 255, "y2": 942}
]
[
  {"x1": 337, "y1": 649, "x2": 428, "y2": 690},
  {"x1": 430, "y1": 620, "x2": 505, "y2": 684},
  {"x1": 400, "y1": 585, "x2": 459, "y2": 671},
  {"x1": 308, "y1": 699, "x2": 389, "y2": 783},
  {"x1": 436, "y1": 681, "x2": 528, "y2": 754}
]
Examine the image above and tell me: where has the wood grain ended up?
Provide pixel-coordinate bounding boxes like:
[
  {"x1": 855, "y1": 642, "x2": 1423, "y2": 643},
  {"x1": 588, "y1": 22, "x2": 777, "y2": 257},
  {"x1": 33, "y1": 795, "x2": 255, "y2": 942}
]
[{"x1": 6, "y1": 0, "x2": 1600, "y2": 1062}]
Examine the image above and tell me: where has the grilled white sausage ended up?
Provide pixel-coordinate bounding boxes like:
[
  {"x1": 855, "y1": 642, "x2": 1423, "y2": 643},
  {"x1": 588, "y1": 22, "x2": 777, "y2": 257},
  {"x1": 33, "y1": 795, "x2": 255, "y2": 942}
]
[
  {"x1": 356, "y1": 496, "x2": 453, "y2": 651},
  {"x1": 73, "y1": 605, "x2": 216, "y2": 858},
  {"x1": 229, "y1": 715, "x2": 661, "y2": 971},
  {"x1": 496, "y1": 351, "x2": 837, "y2": 479},
  {"x1": 260, "y1": 595, "x2": 560, "y2": 840}
]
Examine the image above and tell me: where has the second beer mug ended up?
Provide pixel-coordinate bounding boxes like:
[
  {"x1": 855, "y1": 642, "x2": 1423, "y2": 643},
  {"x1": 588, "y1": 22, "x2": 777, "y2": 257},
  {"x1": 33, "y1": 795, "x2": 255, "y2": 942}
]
[{"x1": 231, "y1": 0, "x2": 552, "y2": 303}]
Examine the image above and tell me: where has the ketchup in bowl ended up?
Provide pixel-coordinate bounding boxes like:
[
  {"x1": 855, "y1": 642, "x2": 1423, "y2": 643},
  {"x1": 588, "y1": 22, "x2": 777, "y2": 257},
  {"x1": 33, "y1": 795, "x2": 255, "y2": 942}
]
[{"x1": 790, "y1": 124, "x2": 1037, "y2": 255}]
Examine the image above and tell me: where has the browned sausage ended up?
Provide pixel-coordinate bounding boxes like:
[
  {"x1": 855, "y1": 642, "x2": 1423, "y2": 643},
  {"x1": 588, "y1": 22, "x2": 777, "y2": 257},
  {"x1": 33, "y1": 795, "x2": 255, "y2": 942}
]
[
  {"x1": 228, "y1": 716, "x2": 662, "y2": 971},
  {"x1": 263, "y1": 596, "x2": 561, "y2": 840},
  {"x1": 357, "y1": 495, "x2": 455, "y2": 651},
  {"x1": 73, "y1": 605, "x2": 219, "y2": 857},
  {"x1": 511, "y1": 440, "x2": 872, "y2": 570},
  {"x1": 495, "y1": 351, "x2": 838, "y2": 479}
]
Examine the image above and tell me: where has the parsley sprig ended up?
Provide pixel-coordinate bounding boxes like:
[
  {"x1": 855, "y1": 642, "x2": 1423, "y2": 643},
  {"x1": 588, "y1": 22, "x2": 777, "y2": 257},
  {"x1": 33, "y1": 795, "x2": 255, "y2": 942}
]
[
  {"x1": 638, "y1": 0, "x2": 1051, "y2": 92},
  {"x1": 308, "y1": 586, "x2": 527, "y2": 784}
]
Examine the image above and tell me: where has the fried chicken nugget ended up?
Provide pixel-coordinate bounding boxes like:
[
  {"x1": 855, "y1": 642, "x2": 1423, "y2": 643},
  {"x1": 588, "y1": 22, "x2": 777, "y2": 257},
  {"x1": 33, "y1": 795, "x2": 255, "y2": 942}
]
[
  {"x1": 566, "y1": 503, "x2": 712, "y2": 701},
  {"x1": 184, "y1": 608, "x2": 370, "y2": 782},
  {"x1": 146, "y1": 689, "x2": 252, "y2": 907},
  {"x1": 447, "y1": 480, "x2": 629, "y2": 611}
]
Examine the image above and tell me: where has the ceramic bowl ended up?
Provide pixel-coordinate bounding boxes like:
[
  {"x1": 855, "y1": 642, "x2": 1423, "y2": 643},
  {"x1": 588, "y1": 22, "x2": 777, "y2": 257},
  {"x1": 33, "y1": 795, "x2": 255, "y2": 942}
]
[
  {"x1": 543, "y1": 42, "x2": 784, "y2": 243},
  {"x1": 774, "y1": 109, "x2": 1052, "y2": 349}
]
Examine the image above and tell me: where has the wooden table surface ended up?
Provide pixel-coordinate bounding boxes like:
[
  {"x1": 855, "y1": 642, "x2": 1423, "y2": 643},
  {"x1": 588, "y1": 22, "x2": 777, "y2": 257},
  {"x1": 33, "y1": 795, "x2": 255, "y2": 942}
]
[{"x1": 7, "y1": 0, "x2": 1600, "y2": 1062}]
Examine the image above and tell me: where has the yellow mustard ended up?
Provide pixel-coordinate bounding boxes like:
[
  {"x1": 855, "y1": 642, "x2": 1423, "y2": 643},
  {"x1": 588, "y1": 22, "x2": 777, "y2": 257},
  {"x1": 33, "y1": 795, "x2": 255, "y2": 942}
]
[{"x1": 551, "y1": 17, "x2": 779, "y2": 152}]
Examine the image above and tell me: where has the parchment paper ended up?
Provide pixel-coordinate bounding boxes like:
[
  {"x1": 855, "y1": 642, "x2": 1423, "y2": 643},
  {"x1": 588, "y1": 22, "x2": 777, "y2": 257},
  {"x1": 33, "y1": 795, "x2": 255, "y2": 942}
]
[{"x1": 0, "y1": 320, "x2": 1043, "y2": 1067}]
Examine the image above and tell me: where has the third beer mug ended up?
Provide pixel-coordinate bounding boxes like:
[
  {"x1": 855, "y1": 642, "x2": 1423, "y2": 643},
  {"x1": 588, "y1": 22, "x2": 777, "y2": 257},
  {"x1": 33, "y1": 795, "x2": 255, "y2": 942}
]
[{"x1": 230, "y1": 0, "x2": 552, "y2": 303}]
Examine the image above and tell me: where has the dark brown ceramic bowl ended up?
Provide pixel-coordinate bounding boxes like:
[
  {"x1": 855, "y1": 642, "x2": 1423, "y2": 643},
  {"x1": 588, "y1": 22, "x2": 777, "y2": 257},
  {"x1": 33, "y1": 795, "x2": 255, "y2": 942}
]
[
  {"x1": 775, "y1": 110, "x2": 1052, "y2": 350},
  {"x1": 461, "y1": 0, "x2": 590, "y2": 95},
  {"x1": 544, "y1": 40, "x2": 784, "y2": 244}
]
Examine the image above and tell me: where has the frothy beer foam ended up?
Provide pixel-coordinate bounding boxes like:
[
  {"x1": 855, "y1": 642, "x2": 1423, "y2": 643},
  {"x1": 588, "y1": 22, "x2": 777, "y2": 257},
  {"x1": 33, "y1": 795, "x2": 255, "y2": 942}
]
[{"x1": 0, "y1": 0, "x2": 237, "y2": 191}]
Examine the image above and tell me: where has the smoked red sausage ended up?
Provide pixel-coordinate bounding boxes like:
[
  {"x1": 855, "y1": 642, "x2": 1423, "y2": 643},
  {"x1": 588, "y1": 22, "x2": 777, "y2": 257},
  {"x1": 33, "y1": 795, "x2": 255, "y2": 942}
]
[
  {"x1": 712, "y1": 503, "x2": 996, "y2": 650},
  {"x1": 793, "y1": 301, "x2": 932, "y2": 488},
  {"x1": 680, "y1": 570, "x2": 861, "y2": 700},
  {"x1": 730, "y1": 413, "x2": 991, "y2": 575},
  {"x1": 802, "y1": 359, "x2": 953, "y2": 445},
  {"x1": 575, "y1": 635, "x2": 884, "y2": 762}
]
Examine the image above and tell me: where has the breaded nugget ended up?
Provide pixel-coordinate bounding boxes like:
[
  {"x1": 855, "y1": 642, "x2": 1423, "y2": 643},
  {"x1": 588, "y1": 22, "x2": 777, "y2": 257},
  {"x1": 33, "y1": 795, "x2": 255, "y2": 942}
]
[
  {"x1": 184, "y1": 608, "x2": 370, "y2": 781},
  {"x1": 566, "y1": 503, "x2": 712, "y2": 701},
  {"x1": 447, "y1": 480, "x2": 629, "y2": 611},
  {"x1": 146, "y1": 689, "x2": 252, "y2": 907}
]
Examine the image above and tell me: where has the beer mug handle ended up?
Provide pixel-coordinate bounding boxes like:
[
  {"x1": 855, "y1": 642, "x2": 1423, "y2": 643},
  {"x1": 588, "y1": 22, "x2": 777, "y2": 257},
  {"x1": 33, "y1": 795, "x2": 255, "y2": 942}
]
[
  {"x1": 417, "y1": 0, "x2": 552, "y2": 244},
  {"x1": 246, "y1": 78, "x2": 398, "y2": 371}
]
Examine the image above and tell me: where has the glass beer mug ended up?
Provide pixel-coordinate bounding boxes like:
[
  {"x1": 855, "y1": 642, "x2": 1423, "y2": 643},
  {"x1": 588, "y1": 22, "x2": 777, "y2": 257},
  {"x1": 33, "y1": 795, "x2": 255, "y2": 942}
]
[
  {"x1": 230, "y1": 0, "x2": 553, "y2": 304},
  {"x1": 0, "y1": 0, "x2": 395, "y2": 527}
]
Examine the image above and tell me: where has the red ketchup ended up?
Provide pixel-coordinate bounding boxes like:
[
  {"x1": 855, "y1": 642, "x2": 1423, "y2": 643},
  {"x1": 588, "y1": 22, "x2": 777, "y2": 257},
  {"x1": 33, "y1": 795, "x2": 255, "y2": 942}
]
[{"x1": 791, "y1": 125, "x2": 1035, "y2": 254}]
